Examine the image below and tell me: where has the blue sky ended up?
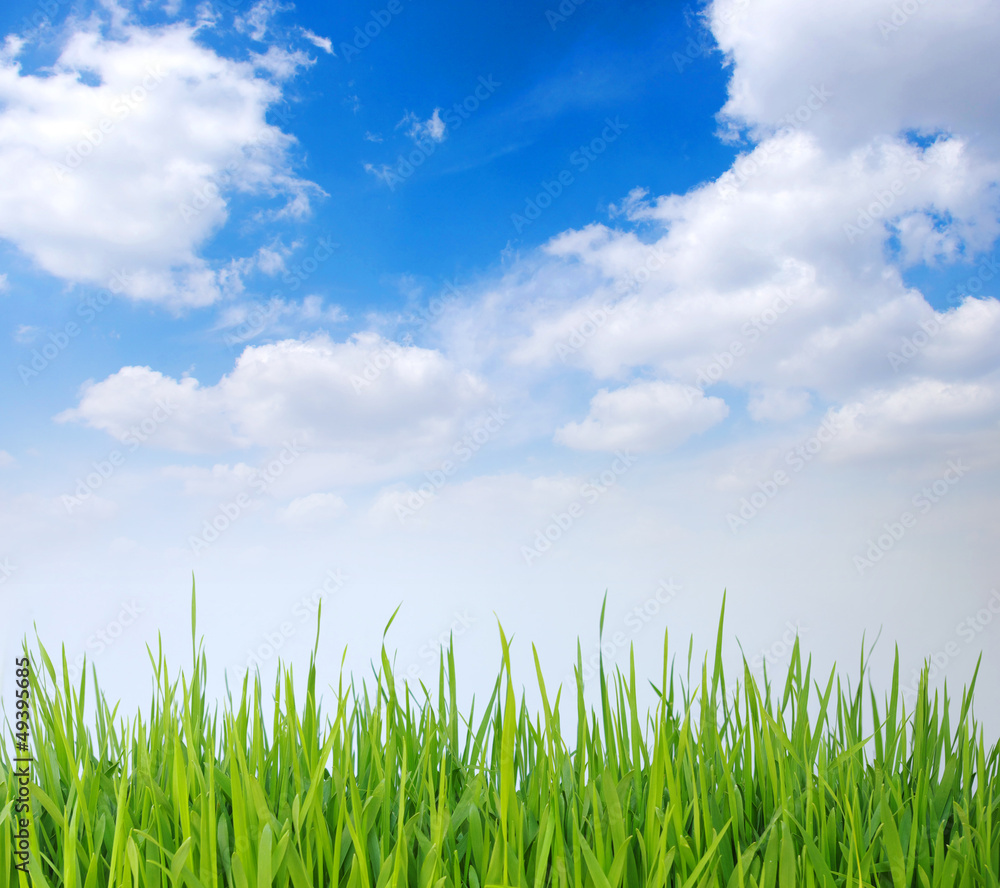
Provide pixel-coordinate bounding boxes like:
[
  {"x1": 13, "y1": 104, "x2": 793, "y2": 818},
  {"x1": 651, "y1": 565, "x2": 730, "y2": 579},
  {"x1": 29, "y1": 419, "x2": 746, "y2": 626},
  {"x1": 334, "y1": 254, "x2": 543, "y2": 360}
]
[
  {"x1": 2, "y1": 0, "x2": 737, "y2": 443},
  {"x1": 1, "y1": 0, "x2": 999, "y2": 730}
]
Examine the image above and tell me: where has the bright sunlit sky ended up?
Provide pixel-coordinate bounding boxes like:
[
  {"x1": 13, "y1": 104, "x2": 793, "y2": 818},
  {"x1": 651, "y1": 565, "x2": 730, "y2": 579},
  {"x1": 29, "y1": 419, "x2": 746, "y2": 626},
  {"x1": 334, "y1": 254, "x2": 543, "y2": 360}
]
[{"x1": 1, "y1": 0, "x2": 998, "y2": 731}]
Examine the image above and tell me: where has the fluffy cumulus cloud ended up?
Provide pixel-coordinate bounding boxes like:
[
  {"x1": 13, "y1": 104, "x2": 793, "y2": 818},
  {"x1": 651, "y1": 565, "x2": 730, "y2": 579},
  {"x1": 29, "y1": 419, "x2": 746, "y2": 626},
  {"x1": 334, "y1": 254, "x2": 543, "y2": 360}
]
[
  {"x1": 56, "y1": 333, "x2": 491, "y2": 464},
  {"x1": 826, "y1": 376, "x2": 1000, "y2": 460},
  {"x1": 0, "y1": 16, "x2": 319, "y2": 307},
  {"x1": 474, "y1": 133, "x2": 999, "y2": 389},
  {"x1": 56, "y1": 365, "x2": 239, "y2": 451},
  {"x1": 710, "y1": 0, "x2": 1000, "y2": 154},
  {"x1": 555, "y1": 380, "x2": 728, "y2": 452},
  {"x1": 431, "y1": 0, "x2": 1000, "y2": 463}
]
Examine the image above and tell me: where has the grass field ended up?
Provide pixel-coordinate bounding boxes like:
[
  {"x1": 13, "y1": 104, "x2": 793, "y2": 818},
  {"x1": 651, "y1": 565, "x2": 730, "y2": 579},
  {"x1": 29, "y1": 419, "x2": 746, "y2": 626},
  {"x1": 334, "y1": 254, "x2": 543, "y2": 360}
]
[{"x1": 2, "y1": 588, "x2": 998, "y2": 887}]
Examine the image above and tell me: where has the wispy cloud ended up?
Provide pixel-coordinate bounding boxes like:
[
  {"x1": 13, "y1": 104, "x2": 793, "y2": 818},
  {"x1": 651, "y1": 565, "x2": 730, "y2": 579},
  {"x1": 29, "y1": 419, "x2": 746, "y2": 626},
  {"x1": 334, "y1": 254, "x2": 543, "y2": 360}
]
[
  {"x1": 301, "y1": 28, "x2": 334, "y2": 55},
  {"x1": 399, "y1": 109, "x2": 447, "y2": 143},
  {"x1": 235, "y1": 0, "x2": 291, "y2": 41},
  {"x1": 14, "y1": 325, "x2": 38, "y2": 344}
]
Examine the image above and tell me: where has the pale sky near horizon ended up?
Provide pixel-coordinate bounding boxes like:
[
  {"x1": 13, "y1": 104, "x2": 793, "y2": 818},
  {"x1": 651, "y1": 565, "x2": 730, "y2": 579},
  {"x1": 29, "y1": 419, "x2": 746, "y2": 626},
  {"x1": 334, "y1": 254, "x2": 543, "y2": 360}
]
[{"x1": 1, "y1": 0, "x2": 998, "y2": 737}]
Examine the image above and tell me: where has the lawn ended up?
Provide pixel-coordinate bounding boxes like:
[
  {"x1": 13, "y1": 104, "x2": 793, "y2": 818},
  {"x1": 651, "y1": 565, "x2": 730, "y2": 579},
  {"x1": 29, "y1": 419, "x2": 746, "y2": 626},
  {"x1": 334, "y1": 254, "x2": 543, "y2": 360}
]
[{"x1": 2, "y1": 586, "x2": 998, "y2": 887}]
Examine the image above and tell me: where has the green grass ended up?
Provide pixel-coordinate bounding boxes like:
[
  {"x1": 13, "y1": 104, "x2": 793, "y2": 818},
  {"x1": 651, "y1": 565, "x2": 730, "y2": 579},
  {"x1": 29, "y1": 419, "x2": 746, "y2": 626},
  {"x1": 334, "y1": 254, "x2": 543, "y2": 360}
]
[{"x1": 2, "y1": 586, "x2": 998, "y2": 887}]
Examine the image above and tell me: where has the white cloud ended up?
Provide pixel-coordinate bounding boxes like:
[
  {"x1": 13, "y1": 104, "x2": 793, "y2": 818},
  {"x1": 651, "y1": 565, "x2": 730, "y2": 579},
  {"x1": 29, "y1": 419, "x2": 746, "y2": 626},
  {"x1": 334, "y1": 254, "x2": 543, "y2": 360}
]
[
  {"x1": 300, "y1": 294, "x2": 346, "y2": 322},
  {"x1": 709, "y1": 0, "x2": 1000, "y2": 154},
  {"x1": 555, "y1": 380, "x2": 729, "y2": 452},
  {"x1": 254, "y1": 242, "x2": 290, "y2": 275},
  {"x1": 400, "y1": 109, "x2": 447, "y2": 143},
  {"x1": 300, "y1": 28, "x2": 334, "y2": 55},
  {"x1": 14, "y1": 325, "x2": 38, "y2": 344},
  {"x1": 433, "y1": 0, "x2": 999, "y2": 450},
  {"x1": 364, "y1": 162, "x2": 396, "y2": 186},
  {"x1": 57, "y1": 333, "x2": 491, "y2": 463},
  {"x1": 748, "y1": 388, "x2": 811, "y2": 422},
  {"x1": 0, "y1": 18, "x2": 320, "y2": 307},
  {"x1": 234, "y1": 0, "x2": 289, "y2": 42},
  {"x1": 438, "y1": 128, "x2": 1000, "y2": 459},
  {"x1": 0, "y1": 273, "x2": 7, "y2": 292},
  {"x1": 0, "y1": 450, "x2": 15, "y2": 467},
  {"x1": 278, "y1": 492, "x2": 347, "y2": 523},
  {"x1": 496, "y1": 0, "x2": 1000, "y2": 465},
  {"x1": 56, "y1": 365, "x2": 239, "y2": 451},
  {"x1": 213, "y1": 295, "x2": 347, "y2": 345},
  {"x1": 826, "y1": 376, "x2": 1000, "y2": 460},
  {"x1": 250, "y1": 46, "x2": 313, "y2": 81}
]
